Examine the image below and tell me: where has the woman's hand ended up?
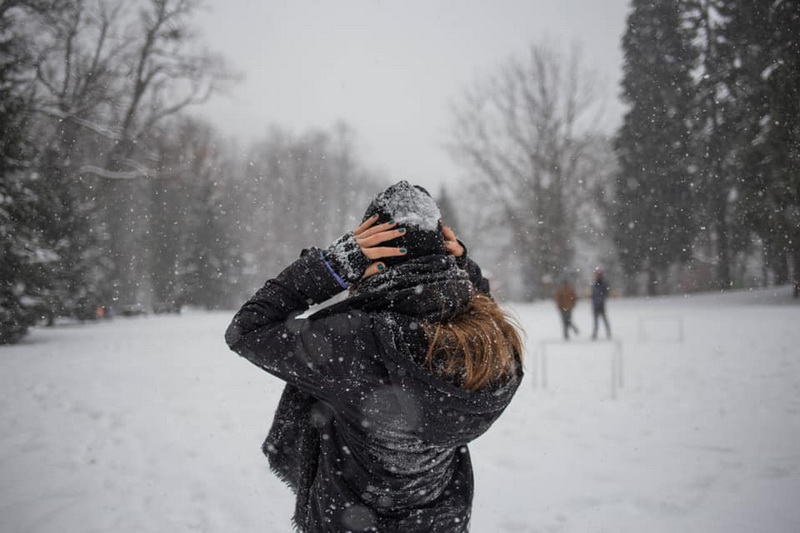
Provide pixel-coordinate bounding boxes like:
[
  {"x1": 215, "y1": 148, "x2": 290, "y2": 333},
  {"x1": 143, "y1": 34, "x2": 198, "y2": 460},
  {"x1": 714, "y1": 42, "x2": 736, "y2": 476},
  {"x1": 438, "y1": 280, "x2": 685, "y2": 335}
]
[
  {"x1": 354, "y1": 215, "x2": 408, "y2": 278},
  {"x1": 442, "y1": 224, "x2": 465, "y2": 258}
]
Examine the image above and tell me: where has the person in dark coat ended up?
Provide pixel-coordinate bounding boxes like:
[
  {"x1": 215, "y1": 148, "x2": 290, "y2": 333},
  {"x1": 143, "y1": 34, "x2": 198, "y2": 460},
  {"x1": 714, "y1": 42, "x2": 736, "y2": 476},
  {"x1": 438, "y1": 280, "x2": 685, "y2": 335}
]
[
  {"x1": 225, "y1": 181, "x2": 524, "y2": 532},
  {"x1": 554, "y1": 278, "x2": 579, "y2": 340},
  {"x1": 591, "y1": 269, "x2": 611, "y2": 340}
]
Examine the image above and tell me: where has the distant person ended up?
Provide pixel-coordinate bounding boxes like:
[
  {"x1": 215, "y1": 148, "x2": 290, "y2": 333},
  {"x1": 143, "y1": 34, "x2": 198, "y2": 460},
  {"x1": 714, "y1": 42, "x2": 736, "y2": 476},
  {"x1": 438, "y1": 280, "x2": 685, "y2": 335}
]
[
  {"x1": 225, "y1": 181, "x2": 523, "y2": 532},
  {"x1": 591, "y1": 269, "x2": 611, "y2": 340},
  {"x1": 554, "y1": 278, "x2": 579, "y2": 340}
]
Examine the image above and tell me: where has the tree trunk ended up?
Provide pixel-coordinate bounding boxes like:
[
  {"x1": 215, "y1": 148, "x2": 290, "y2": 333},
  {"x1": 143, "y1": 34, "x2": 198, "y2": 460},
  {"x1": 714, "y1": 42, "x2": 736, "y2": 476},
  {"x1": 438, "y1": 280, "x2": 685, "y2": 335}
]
[
  {"x1": 772, "y1": 246, "x2": 790, "y2": 285},
  {"x1": 646, "y1": 267, "x2": 658, "y2": 296},
  {"x1": 714, "y1": 190, "x2": 731, "y2": 289},
  {"x1": 100, "y1": 138, "x2": 146, "y2": 306},
  {"x1": 521, "y1": 257, "x2": 540, "y2": 301},
  {"x1": 793, "y1": 231, "x2": 800, "y2": 297}
]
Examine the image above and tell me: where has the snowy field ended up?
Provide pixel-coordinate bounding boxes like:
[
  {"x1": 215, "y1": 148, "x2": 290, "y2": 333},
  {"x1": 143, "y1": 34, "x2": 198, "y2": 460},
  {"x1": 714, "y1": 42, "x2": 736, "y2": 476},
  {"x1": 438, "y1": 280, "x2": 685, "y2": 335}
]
[{"x1": 1, "y1": 287, "x2": 799, "y2": 533}]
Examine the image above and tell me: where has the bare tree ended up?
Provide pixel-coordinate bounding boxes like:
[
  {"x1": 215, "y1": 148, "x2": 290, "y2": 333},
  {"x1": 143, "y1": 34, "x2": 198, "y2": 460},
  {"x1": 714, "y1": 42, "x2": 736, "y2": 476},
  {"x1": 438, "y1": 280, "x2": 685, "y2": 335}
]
[
  {"x1": 147, "y1": 116, "x2": 236, "y2": 309},
  {"x1": 238, "y1": 124, "x2": 384, "y2": 290},
  {"x1": 449, "y1": 43, "x2": 602, "y2": 299},
  {"x1": 104, "y1": 0, "x2": 229, "y2": 171},
  {"x1": 102, "y1": 0, "x2": 231, "y2": 304},
  {"x1": 29, "y1": 0, "x2": 232, "y2": 304},
  {"x1": 32, "y1": 0, "x2": 229, "y2": 167}
]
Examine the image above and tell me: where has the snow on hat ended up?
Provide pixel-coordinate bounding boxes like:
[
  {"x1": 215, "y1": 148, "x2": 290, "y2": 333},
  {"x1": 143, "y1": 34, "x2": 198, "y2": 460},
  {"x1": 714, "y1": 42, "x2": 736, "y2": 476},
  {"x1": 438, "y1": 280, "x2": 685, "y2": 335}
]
[{"x1": 362, "y1": 181, "x2": 446, "y2": 266}]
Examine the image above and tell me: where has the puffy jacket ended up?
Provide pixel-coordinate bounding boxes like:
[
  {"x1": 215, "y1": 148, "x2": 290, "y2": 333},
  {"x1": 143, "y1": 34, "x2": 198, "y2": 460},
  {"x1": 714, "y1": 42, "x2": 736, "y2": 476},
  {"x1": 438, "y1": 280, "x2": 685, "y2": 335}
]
[{"x1": 225, "y1": 249, "x2": 522, "y2": 532}]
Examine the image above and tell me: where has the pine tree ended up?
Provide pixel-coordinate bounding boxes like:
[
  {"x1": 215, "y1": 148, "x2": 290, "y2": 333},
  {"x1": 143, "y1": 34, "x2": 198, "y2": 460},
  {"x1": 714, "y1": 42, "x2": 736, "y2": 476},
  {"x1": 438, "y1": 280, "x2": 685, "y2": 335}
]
[
  {"x1": 613, "y1": 0, "x2": 698, "y2": 295},
  {"x1": 0, "y1": 160, "x2": 44, "y2": 342},
  {"x1": 149, "y1": 117, "x2": 237, "y2": 310},
  {"x1": 686, "y1": 0, "x2": 742, "y2": 289},
  {"x1": 32, "y1": 139, "x2": 109, "y2": 322},
  {"x1": 178, "y1": 133, "x2": 229, "y2": 311},
  {"x1": 0, "y1": 2, "x2": 47, "y2": 342},
  {"x1": 726, "y1": 0, "x2": 800, "y2": 290}
]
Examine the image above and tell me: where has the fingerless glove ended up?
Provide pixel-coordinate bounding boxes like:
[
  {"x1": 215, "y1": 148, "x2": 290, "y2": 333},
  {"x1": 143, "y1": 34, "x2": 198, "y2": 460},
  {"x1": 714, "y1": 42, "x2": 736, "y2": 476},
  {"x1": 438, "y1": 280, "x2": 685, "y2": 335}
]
[{"x1": 322, "y1": 232, "x2": 371, "y2": 286}]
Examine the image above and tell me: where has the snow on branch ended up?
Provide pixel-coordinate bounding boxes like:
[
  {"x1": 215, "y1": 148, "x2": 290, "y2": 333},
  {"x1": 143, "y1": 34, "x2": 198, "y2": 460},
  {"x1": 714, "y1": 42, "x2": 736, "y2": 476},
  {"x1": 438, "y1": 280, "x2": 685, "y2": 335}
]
[
  {"x1": 35, "y1": 106, "x2": 123, "y2": 141},
  {"x1": 79, "y1": 165, "x2": 149, "y2": 180},
  {"x1": 80, "y1": 159, "x2": 190, "y2": 181}
]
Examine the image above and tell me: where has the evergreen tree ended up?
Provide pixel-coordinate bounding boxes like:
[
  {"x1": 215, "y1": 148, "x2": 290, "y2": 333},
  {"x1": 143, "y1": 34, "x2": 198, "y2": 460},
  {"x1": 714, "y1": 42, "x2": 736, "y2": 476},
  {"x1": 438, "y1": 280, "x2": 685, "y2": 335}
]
[
  {"x1": 0, "y1": 144, "x2": 43, "y2": 342},
  {"x1": 32, "y1": 136, "x2": 109, "y2": 322},
  {"x1": 613, "y1": 0, "x2": 698, "y2": 295},
  {"x1": 0, "y1": 1, "x2": 48, "y2": 342},
  {"x1": 175, "y1": 124, "x2": 230, "y2": 310},
  {"x1": 149, "y1": 117, "x2": 243, "y2": 310},
  {"x1": 726, "y1": 0, "x2": 800, "y2": 290},
  {"x1": 686, "y1": 0, "x2": 744, "y2": 289}
]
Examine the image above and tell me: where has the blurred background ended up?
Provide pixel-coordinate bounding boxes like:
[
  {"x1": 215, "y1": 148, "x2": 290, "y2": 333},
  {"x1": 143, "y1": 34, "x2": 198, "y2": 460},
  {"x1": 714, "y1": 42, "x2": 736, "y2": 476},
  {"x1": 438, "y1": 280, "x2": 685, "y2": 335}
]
[{"x1": 1, "y1": 0, "x2": 798, "y2": 344}]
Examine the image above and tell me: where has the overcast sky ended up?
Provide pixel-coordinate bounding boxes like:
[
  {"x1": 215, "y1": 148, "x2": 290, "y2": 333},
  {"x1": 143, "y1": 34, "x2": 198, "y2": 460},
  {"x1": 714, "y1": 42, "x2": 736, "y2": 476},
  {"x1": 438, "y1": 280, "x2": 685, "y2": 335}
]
[{"x1": 194, "y1": 0, "x2": 631, "y2": 192}]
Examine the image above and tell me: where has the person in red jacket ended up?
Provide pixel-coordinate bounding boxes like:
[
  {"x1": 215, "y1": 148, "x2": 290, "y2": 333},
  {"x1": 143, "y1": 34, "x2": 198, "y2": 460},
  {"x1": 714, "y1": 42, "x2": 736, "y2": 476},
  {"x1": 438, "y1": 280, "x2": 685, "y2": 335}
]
[
  {"x1": 554, "y1": 278, "x2": 579, "y2": 340},
  {"x1": 225, "y1": 181, "x2": 524, "y2": 532}
]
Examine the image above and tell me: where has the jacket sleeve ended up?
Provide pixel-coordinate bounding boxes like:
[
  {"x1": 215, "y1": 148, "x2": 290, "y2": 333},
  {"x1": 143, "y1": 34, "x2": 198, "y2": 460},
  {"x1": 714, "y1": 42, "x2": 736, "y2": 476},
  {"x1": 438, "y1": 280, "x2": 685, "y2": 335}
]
[
  {"x1": 455, "y1": 240, "x2": 491, "y2": 296},
  {"x1": 224, "y1": 248, "x2": 374, "y2": 402}
]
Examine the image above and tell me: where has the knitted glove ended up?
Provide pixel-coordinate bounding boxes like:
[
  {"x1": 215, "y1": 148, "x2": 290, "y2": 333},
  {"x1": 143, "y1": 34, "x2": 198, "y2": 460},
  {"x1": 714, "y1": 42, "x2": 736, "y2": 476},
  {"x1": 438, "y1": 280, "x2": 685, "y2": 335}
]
[{"x1": 322, "y1": 232, "x2": 371, "y2": 286}]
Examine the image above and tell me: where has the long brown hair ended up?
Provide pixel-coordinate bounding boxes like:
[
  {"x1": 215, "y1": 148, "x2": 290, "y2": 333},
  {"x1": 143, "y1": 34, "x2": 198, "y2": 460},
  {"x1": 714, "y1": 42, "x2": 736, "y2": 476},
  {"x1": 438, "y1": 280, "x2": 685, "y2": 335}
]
[{"x1": 423, "y1": 294, "x2": 524, "y2": 391}]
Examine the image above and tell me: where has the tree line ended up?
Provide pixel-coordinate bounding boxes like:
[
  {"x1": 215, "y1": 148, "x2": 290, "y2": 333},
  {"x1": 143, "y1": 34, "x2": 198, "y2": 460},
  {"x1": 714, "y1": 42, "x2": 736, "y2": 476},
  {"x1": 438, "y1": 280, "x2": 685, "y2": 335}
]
[
  {"x1": 611, "y1": 0, "x2": 799, "y2": 296},
  {"x1": 1, "y1": 0, "x2": 384, "y2": 344},
  {"x1": 3, "y1": 0, "x2": 797, "y2": 344},
  {"x1": 449, "y1": 0, "x2": 799, "y2": 299}
]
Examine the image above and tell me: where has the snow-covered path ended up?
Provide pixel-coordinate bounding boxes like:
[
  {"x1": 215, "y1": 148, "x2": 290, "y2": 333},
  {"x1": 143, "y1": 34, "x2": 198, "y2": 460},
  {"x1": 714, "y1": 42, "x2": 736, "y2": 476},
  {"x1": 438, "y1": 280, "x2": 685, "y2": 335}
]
[{"x1": 1, "y1": 288, "x2": 799, "y2": 532}]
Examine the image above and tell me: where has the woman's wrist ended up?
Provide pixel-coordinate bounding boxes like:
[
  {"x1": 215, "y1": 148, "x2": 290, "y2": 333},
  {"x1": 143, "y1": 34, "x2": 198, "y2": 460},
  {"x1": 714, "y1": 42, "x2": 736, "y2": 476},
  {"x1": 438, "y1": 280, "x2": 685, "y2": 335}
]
[
  {"x1": 454, "y1": 239, "x2": 470, "y2": 265},
  {"x1": 322, "y1": 232, "x2": 371, "y2": 285}
]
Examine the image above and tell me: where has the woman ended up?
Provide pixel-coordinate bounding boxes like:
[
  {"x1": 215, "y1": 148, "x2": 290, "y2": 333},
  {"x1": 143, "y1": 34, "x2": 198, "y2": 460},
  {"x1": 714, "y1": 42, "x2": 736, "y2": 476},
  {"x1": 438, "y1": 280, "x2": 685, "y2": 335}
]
[{"x1": 225, "y1": 181, "x2": 524, "y2": 532}]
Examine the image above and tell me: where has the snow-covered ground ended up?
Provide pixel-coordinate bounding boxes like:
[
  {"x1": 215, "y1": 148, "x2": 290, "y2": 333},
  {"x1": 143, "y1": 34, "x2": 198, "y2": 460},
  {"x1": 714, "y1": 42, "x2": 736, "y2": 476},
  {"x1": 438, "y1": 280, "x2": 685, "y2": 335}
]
[{"x1": 1, "y1": 287, "x2": 799, "y2": 532}]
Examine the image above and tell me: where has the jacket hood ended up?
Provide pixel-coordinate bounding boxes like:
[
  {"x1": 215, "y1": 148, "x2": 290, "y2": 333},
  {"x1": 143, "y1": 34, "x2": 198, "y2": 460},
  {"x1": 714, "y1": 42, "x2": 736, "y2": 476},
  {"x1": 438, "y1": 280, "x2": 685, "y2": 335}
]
[
  {"x1": 312, "y1": 253, "x2": 522, "y2": 446},
  {"x1": 370, "y1": 312, "x2": 523, "y2": 447}
]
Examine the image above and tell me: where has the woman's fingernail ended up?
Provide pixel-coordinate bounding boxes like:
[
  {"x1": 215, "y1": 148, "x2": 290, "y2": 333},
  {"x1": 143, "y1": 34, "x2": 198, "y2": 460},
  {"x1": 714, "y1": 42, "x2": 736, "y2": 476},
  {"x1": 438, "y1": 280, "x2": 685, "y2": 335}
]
[
  {"x1": 388, "y1": 220, "x2": 395, "y2": 225},
  {"x1": 377, "y1": 263, "x2": 385, "y2": 271},
  {"x1": 400, "y1": 248, "x2": 407, "y2": 254},
  {"x1": 398, "y1": 228, "x2": 406, "y2": 234}
]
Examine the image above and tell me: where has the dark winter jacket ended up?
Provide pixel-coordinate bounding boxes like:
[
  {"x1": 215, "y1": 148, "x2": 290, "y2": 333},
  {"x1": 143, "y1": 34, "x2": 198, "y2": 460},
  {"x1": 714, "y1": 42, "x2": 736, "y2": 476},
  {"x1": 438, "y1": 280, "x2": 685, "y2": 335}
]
[
  {"x1": 591, "y1": 277, "x2": 610, "y2": 310},
  {"x1": 225, "y1": 248, "x2": 522, "y2": 532}
]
